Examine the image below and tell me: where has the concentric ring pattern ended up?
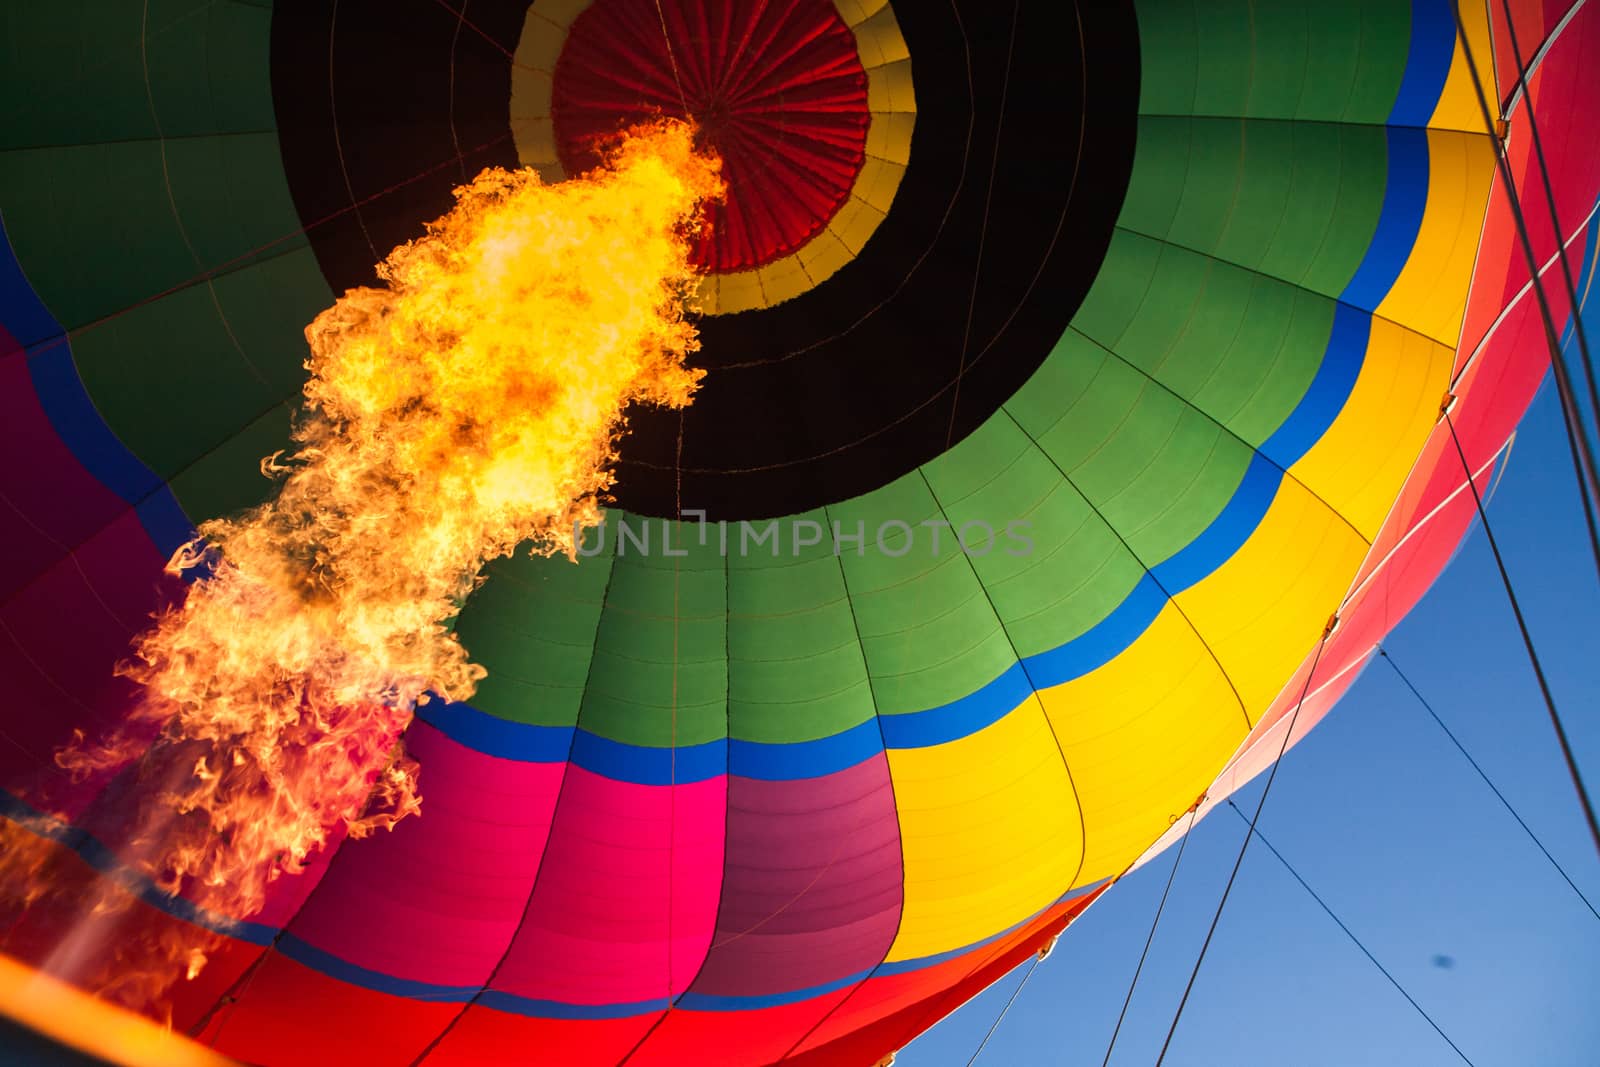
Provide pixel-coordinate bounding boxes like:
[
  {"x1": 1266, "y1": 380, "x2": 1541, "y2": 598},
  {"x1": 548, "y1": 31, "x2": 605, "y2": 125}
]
[{"x1": 2, "y1": 1, "x2": 1599, "y2": 1065}]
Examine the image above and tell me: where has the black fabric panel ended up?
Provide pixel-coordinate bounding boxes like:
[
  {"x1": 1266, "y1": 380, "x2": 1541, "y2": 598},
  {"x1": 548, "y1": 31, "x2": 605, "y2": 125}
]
[{"x1": 271, "y1": 0, "x2": 1139, "y2": 520}]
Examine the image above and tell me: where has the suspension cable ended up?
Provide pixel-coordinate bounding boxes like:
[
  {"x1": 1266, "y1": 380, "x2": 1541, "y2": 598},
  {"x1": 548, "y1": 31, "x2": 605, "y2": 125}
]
[{"x1": 1378, "y1": 648, "x2": 1599, "y2": 920}]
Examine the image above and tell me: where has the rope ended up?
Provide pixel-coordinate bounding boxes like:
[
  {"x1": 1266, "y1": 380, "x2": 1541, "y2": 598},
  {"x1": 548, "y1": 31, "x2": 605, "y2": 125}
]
[
  {"x1": 1443, "y1": 414, "x2": 1600, "y2": 853},
  {"x1": 1448, "y1": 0, "x2": 1600, "y2": 588},
  {"x1": 1223, "y1": 802, "x2": 1477, "y2": 1066},
  {"x1": 1099, "y1": 806, "x2": 1200, "y2": 1067},
  {"x1": 1152, "y1": 634, "x2": 1331, "y2": 1064},
  {"x1": 1493, "y1": 0, "x2": 1600, "y2": 455},
  {"x1": 1378, "y1": 649, "x2": 1600, "y2": 921},
  {"x1": 963, "y1": 954, "x2": 1041, "y2": 1067}
]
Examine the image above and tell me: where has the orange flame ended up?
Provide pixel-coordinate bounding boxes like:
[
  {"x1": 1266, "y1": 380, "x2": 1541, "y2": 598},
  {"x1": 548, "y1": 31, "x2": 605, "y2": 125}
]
[{"x1": 5, "y1": 122, "x2": 721, "y2": 1005}]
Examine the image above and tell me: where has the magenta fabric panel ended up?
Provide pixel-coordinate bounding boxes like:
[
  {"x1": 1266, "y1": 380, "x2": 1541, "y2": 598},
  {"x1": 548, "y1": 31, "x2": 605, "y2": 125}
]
[
  {"x1": 0, "y1": 507, "x2": 172, "y2": 819},
  {"x1": 685, "y1": 753, "x2": 902, "y2": 999},
  {"x1": 0, "y1": 352, "x2": 138, "y2": 605},
  {"x1": 285, "y1": 720, "x2": 564, "y2": 987},
  {"x1": 487, "y1": 766, "x2": 727, "y2": 1006}
]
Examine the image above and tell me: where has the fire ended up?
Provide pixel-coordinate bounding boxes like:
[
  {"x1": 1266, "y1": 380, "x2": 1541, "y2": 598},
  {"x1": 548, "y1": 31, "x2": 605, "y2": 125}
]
[{"x1": 3, "y1": 122, "x2": 721, "y2": 1004}]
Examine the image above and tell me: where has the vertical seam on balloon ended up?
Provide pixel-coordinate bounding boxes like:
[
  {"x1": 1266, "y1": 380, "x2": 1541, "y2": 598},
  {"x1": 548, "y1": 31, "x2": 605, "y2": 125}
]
[
  {"x1": 407, "y1": 534, "x2": 621, "y2": 1065},
  {"x1": 619, "y1": 535, "x2": 735, "y2": 1063},
  {"x1": 910, "y1": 464, "x2": 1094, "y2": 896},
  {"x1": 1000, "y1": 397, "x2": 1253, "y2": 757},
  {"x1": 140, "y1": 0, "x2": 273, "y2": 392},
  {"x1": 327, "y1": 0, "x2": 381, "y2": 267},
  {"x1": 1, "y1": 121, "x2": 522, "y2": 563},
  {"x1": 942, "y1": 0, "x2": 1017, "y2": 451},
  {"x1": 1502, "y1": 0, "x2": 1590, "y2": 117},
  {"x1": 190, "y1": 840, "x2": 357, "y2": 1049},
  {"x1": 445, "y1": 0, "x2": 470, "y2": 183},
  {"x1": 615, "y1": 379, "x2": 693, "y2": 1058},
  {"x1": 641, "y1": 546, "x2": 734, "y2": 1051},
  {"x1": 769, "y1": 503, "x2": 910, "y2": 1062},
  {"x1": 1061, "y1": 320, "x2": 1371, "y2": 556},
  {"x1": 1495, "y1": 0, "x2": 1600, "y2": 458}
]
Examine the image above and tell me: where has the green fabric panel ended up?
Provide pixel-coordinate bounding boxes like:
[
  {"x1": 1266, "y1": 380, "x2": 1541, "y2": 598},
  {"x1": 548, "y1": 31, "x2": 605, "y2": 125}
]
[
  {"x1": 0, "y1": 1, "x2": 276, "y2": 150},
  {"x1": 1136, "y1": 0, "x2": 1411, "y2": 122},
  {"x1": 1012, "y1": 327, "x2": 1255, "y2": 574},
  {"x1": 1119, "y1": 117, "x2": 1388, "y2": 296},
  {"x1": 2, "y1": 3, "x2": 154, "y2": 149},
  {"x1": 0, "y1": 1, "x2": 324, "y2": 514},
  {"x1": 68, "y1": 281, "x2": 284, "y2": 481},
  {"x1": 922, "y1": 413, "x2": 1137, "y2": 659},
  {"x1": 0, "y1": 134, "x2": 316, "y2": 327},
  {"x1": 981, "y1": 479, "x2": 1147, "y2": 660},
  {"x1": 1048, "y1": 344, "x2": 1255, "y2": 568},
  {"x1": 831, "y1": 474, "x2": 1016, "y2": 716},
  {"x1": 726, "y1": 513, "x2": 876, "y2": 743},
  {"x1": 456, "y1": 541, "x2": 617, "y2": 729},
  {"x1": 1071, "y1": 231, "x2": 1336, "y2": 447},
  {"x1": 165, "y1": 402, "x2": 292, "y2": 520},
  {"x1": 577, "y1": 517, "x2": 727, "y2": 747},
  {"x1": 145, "y1": 0, "x2": 280, "y2": 139}
]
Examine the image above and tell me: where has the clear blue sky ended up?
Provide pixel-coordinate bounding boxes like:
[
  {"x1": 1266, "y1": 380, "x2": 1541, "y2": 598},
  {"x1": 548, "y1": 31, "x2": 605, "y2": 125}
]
[{"x1": 902, "y1": 369, "x2": 1600, "y2": 1066}]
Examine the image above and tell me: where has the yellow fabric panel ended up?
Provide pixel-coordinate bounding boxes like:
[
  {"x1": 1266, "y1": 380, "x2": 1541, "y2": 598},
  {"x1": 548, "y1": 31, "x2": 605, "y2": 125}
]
[
  {"x1": 757, "y1": 256, "x2": 815, "y2": 307},
  {"x1": 1375, "y1": 129, "x2": 1496, "y2": 346},
  {"x1": 1174, "y1": 478, "x2": 1370, "y2": 720},
  {"x1": 829, "y1": 197, "x2": 888, "y2": 255},
  {"x1": 884, "y1": 704, "x2": 1083, "y2": 962},
  {"x1": 835, "y1": 0, "x2": 890, "y2": 27},
  {"x1": 1427, "y1": 2, "x2": 1498, "y2": 134},
  {"x1": 1037, "y1": 605, "x2": 1245, "y2": 886},
  {"x1": 705, "y1": 270, "x2": 766, "y2": 315},
  {"x1": 867, "y1": 111, "x2": 916, "y2": 166},
  {"x1": 867, "y1": 58, "x2": 917, "y2": 113},
  {"x1": 854, "y1": 5, "x2": 912, "y2": 68},
  {"x1": 1289, "y1": 319, "x2": 1455, "y2": 539},
  {"x1": 796, "y1": 228, "x2": 856, "y2": 281}
]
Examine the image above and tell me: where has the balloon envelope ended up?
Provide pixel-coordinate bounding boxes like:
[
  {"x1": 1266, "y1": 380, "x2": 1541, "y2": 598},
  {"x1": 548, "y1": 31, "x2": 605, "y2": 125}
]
[{"x1": 1, "y1": 1, "x2": 1597, "y2": 1063}]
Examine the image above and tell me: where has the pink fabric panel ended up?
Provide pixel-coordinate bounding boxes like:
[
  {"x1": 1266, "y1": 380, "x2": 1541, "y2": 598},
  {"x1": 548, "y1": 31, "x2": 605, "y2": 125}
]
[
  {"x1": 489, "y1": 767, "x2": 726, "y2": 1006},
  {"x1": 285, "y1": 720, "x2": 564, "y2": 987}
]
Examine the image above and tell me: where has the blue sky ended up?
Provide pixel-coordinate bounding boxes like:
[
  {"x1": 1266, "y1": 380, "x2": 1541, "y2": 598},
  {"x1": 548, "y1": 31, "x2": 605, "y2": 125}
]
[{"x1": 902, "y1": 373, "x2": 1600, "y2": 1066}]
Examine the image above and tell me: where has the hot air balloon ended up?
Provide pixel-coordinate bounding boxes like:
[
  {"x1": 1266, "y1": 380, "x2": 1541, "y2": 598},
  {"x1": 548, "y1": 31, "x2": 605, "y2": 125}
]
[{"x1": 1, "y1": 1, "x2": 1597, "y2": 1064}]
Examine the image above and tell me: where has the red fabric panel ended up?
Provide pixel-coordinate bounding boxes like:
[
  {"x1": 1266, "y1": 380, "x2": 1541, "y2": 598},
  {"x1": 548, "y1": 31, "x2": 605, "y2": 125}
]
[
  {"x1": 626, "y1": 991, "x2": 857, "y2": 1066},
  {"x1": 551, "y1": 0, "x2": 870, "y2": 272},
  {"x1": 206, "y1": 951, "x2": 458, "y2": 1066},
  {"x1": 423, "y1": 1008, "x2": 661, "y2": 1066},
  {"x1": 789, "y1": 892, "x2": 1103, "y2": 1065}
]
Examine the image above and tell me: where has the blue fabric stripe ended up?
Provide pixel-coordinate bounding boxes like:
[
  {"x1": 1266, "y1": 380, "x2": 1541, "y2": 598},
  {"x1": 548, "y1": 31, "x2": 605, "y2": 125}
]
[
  {"x1": 1, "y1": 789, "x2": 1112, "y2": 1016},
  {"x1": 0, "y1": 220, "x2": 61, "y2": 347},
  {"x1": 1022, "y1": 576, "x2": 1167, "y2": 690},
  {"x1": 1146, "y1": 456, "x2": 1280, "y2": 594},
  {"x1": 0, "y1": 790, "x2": 276, "y2": 946},
  {"x1": 676, "y1": 970, "x2": 868, "y2": 1012},
  {"x1": 1259, "y1": 303, "x2": 1371, "y2": 468},
  {"x1": 478, "y1": 990, "x2": 672, "y2": 1020},
  {"x1": 569, "y1": 729, "x2": 725, "y2": 785},
  {"x1": 422, "y1": 125, "x2": 1432, "y2": 777},
  {"x1": 1, "y1": 222, "x2": 194, "y2": 557},
  {"x1": 415, "y1": 702, "x2": 575, "y2": 762},
  {"x1": 1341, "y1": 127, "x2": 1431, "y2": 310},
  {"x1": 1388, "y1": 0, "x2": 1457, "y2": 128},
  {"x1": 877, "y1": 661, "x2": 1033, "y2": 749},
  {"x1": 729, "y1": 717, "x2": 883, "y2": 780},
  {"x1": 277, "y1": 935, "x2": 479, "y2": 1002}
]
